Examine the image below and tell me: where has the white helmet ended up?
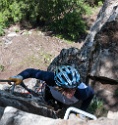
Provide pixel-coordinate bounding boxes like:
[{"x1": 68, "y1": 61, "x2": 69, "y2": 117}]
[{"x1": 54, "y1": 65, "x2": 81, "y2": 88}]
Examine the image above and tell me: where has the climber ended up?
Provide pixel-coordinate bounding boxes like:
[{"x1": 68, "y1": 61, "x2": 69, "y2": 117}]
[{"x1": 8, "y1": 65, "x2": 94, "y2": 112}]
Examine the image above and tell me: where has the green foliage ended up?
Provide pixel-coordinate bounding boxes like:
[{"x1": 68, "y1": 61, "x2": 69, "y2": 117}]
[
  {"x1": 0, "y1": 25, "x2": 5, "y2": 36},
  {"x1": 0, "y1": 65, "x2": 4, "y2": 72},
  {"x1": 51, "y1": 11, "x2": 86, "y2": 41},
  {"x1": 88, "y1": 96, "x2": 108, "y2": 117},
  {"x1": 98, "y1": 1, "x2": 103, "y2": 6},
  {"x1": 0, "y1": 0, "x2": 95, "y2": 41},
  {"x1": 9, "y1": 1, "x2": 23, "y2": 22},
  {"x1": 114, "y1": 89, "x2": 118, "y2": 96},
  {"x1": 47, "y1": 0, "x2": 92, "y2": 41},
  {"x1": 0, "y1": 12, "x2": 5, "y2": 35},
  {"x1": 85, "y1": 0, "x2": 104, "y2": 6}
]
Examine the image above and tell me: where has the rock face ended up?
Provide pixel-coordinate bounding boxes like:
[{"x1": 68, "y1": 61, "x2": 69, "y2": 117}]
[
  {"x1": 0, "y1": 106, "x2": 118, "y2": 125},
  {"x1": 0, "y1": 90, "x2": 57, "y2": 119},
  {"x1": 88, "y1": 18, "x2": 118, "y2": 81},
  {"x1": 0, "y1": 106, "x2": 58, "y2": 125}
]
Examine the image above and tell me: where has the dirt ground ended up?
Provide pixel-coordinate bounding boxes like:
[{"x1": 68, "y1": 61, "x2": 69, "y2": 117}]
[{"x1": 0, "y1": 28, "x2": 84, "y2": 79}]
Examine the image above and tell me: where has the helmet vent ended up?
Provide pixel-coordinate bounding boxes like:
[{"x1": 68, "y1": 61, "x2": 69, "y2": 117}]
[
  {"x1": 54, "y1": 65, "x2": 80, "y2": 88},
  {"x1": 68, "y1": 73, "x2": 73, "y2": 81},
  {"x1": 61, "y1": 75, "x2": 67, "y2": 82}
]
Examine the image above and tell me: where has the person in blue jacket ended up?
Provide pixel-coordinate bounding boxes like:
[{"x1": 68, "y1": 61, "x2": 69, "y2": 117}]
[{"x1": 9, "y1": 65, "x2": 94, "y2": 112}]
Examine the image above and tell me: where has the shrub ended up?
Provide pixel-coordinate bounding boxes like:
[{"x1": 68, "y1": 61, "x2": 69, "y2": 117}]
[
  {"x1": 85, "y1": 0, "x2": 104, "y2": 7},
  {"x1": 47, "y1": 0, "x2": 92, "y2": 41},
  {"x1": 0, "y1": 0, "x2": 93, "y2": 41},
  {"x1": 88, "y1": 96, "x2": 108, "y2": 117}
]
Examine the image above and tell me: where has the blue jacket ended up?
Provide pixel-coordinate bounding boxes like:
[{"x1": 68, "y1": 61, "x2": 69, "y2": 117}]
[{"x1": 18, "y1": 68, "x2": 94, "y2": 111}]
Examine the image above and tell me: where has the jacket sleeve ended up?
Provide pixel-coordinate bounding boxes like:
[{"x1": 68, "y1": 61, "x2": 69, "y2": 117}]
[
  {"x1": 18, "y1": 68, "x2": 55, "y2": 86},
  {"x1": 75, "y1": 83, "x2": 94, "y2": 111}
]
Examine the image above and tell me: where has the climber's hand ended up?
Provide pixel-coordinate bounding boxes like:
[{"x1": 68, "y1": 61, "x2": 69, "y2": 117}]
[{"x1": 8, "y1": 75, "x2": 23, "y2": 85}]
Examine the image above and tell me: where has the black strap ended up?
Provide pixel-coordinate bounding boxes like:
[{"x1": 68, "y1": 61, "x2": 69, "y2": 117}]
[{"x1": 20, "y1": 82, "x2": 39, "y2": 96}]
